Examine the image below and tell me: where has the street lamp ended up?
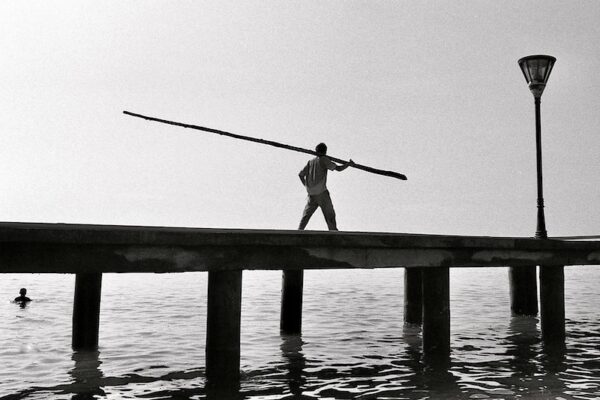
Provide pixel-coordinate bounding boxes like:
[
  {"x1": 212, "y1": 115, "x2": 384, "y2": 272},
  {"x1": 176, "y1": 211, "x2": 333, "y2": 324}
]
[{"x1": 518, "y1": 55, "x2": 556, "y2": 239}]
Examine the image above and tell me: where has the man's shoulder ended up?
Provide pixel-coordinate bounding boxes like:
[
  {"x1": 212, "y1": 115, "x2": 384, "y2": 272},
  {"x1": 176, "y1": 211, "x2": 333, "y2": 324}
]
[{"x1": 319, "y1": 156, "x2": 336, "y2": 170}]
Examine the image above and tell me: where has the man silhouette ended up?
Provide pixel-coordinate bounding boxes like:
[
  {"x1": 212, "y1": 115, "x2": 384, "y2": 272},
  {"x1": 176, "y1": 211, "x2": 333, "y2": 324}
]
[
  {"x1": 14, "y1": 288, "x2": 31, "y2": 304},
  {"x1": 298, "y1": 143, "x2": 354, "y2": 231}
]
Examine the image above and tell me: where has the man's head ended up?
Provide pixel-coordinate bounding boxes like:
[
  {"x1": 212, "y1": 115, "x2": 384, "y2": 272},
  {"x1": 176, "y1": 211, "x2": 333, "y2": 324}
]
[
  {"x1": 19, "y1": 288, "x2": 27, "y2": 296},
  {"x1": 315, "y1": 143, "x2": 327, "y2": 156}
]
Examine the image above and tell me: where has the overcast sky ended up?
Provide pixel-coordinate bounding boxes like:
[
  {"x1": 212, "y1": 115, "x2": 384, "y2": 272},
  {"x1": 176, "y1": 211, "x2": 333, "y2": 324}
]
[{"x1": 2, "y1": 1, "x2": 600, "y2": 237}]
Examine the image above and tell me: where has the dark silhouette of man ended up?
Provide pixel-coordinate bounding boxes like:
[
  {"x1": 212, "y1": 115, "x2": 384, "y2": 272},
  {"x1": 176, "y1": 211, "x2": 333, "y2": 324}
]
[
  {"x1": 14, "y1": 288, "x2": 31, "y2": 304},
  {"x1": 298, "y1": 143, "x2": 354, "y2": 231}
]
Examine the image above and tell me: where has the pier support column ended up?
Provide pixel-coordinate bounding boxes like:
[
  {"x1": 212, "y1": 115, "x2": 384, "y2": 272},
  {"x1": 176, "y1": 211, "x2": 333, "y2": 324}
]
[
  {"x1": 280, "y1": 270, "x2": 303, "y2": 334},
  {"x1": 539, "y1": 265, "x2": 565, "y2": 344},
  {"x1": 206, "y1": 269, "x2": 243, "y2": 383},
  {"x1": 404, "y1": 267, "x2": 423, "y2": 325},
  {"x1": 72, "y1": 273, "x2": 103, "y2": 350},
  {"x1": 422, "y1": 267, "x2": 450, "y2": 361},
  {"x1": 509, "y1": 266, "x2": 538, "y2": 315}
]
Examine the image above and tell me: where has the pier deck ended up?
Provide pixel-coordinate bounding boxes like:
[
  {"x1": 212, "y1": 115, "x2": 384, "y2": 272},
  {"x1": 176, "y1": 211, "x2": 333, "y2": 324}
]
[{"x1": 1, "y1": 222, "x2": 599, "y2": 273}]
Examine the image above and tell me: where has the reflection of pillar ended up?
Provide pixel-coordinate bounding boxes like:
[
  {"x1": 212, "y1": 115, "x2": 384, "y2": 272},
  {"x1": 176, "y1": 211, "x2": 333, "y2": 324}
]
[
  {"x1": 206, "y1": 270, "x2": 242, "y2": 383},
  {"x1": 541, "y1": 329, "x2": 567, "y2": 389},
  {"x1": 70, "y1": 350, "x2": 105, "y2": 399},
  {"x1": 280, "y1": 335, "x2": 306, "y2": 396},
  {"x1": 72, "y1": 273, "x2": 103, "y2": 350},
  {"x1": 280, "y1": 270, "x2": 303, "y2": 334},
  {"x1": 402, "y1": 324, "x2": 423, "y2": 373},
  {"x1": 206, "y1": 383, "x2": 241, "y2": 400},
  {"x1": 506, "y1": 316, "x2": 539, "y2": 376},
  {"x1": 404, "y1": 268, "x2": 423, "y2": 325},
  {"x1": 539, "y1": 265, "x2": 565, "y2": 344},
  {"x1": 422, "y1": 267, "x2": 450, "y2": 363},
  {"x1": 509, "y1": 266, "x2": 538, "y2": 315}
]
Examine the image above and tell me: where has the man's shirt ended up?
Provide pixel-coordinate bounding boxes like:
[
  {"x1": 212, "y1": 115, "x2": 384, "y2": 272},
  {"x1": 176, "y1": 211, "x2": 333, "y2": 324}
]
[{"x1": 299, "y1": 156, "x2": 337, "y2": 195}]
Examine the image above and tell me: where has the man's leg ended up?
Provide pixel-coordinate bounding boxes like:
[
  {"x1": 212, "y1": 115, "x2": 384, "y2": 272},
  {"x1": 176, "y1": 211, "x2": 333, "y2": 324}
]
[
  {"x1": 319, "y1": 191, "x2": 338, "y2": 231},
  {"x1": 298, "y1": 196, "x2": 318, "y2": 230}
]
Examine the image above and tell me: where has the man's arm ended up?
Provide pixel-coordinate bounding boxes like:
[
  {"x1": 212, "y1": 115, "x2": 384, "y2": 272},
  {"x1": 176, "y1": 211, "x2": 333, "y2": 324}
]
[
  {"x1": 298, "y1": 164, "x2": 308, "y2": 186},
  {"x1": 335, "y1": 159, "x2": 355, "y2": 171},
  {"x1": 298, "y1": 172, "x2": 306, "y2": 186}
]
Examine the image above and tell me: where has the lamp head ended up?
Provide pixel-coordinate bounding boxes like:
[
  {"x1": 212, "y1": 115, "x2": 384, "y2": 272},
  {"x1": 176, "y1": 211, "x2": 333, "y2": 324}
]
[{"x1": 518, "y1": 55, "x2": 556, "y2": 98}]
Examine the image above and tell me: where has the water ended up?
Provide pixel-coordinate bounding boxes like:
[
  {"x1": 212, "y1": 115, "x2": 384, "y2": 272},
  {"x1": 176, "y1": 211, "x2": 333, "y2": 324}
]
[{"x1": 1, "y1": 267, "x2": 599, "y2": 399}]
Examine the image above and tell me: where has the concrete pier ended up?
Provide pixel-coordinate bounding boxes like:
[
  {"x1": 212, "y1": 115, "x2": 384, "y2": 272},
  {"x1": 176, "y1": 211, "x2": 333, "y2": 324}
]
[
  {"x1": 206, "y1": 270, "x2": 243, "y2": 382},
  {"x1": 2, "y1": 223, "x2": 600, "y2": 272},
  {"x1": 509, "y1": 266, "x2": 538, "y2": 315},
  {"x1": 72, "y1": 273, "x2": 103, "y2": 350},
  {"x1": 2, "y1": 222, "x2": 600, "y2": 383},
  {"x1": 539, "y1": 265, "x2": 565, "y2": 343},
  {"x1": 280, "y1": 270, "x2": 304, "y2": 334},
  {"x1": 422, "y1": 267, "x2": 450, "y2": 361},
  {"x1": 404, "y1": 268, "x2": 423, "y2": 325}
]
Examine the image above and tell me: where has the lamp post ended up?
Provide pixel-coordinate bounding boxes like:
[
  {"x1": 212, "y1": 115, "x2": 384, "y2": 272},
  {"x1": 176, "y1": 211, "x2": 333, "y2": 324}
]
[
  {"x1": 516, "y1": 55, "x2": 564, "y2": 344},
  {"x1": 517, "y1": 55, "x2": 556, "y2": 239},
  {"x1": 509, "y1": 55, "x2": 556, "y2": 316}
]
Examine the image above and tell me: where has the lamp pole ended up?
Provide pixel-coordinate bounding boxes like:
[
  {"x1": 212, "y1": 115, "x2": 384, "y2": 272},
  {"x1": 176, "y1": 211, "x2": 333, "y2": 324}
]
[
  {"x1": 517, "y1": 55, "x2": 556, "y2": 239},
  {"x1": 534, "y1": 95, "x2": 547, "y2": 238}
]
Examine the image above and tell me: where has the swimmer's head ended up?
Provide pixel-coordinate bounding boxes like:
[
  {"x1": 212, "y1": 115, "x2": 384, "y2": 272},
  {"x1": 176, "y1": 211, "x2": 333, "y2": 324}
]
[{"x1": 19, "y1": 288, "x2": 27, "y2": 296}]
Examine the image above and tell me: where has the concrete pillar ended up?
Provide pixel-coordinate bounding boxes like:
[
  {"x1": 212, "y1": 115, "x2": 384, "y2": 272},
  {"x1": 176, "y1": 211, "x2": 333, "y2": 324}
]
[
  {"x1": 422, "y1": 267, "x2": 450, "y2": 361},
  {"x1": 206, "y1": 270, "x2": 243, "y2": 383},
  {"x1": 72, "y1": 273, "x2": 103, "y2": 350},
  {"x1": 539, "y1": 265, "x2": 565, "y2": 344},
  {"x1": 509, "y1": 266, "x2": 538, "y2": 315},
  {"x1": 280, "y1": 270, "x2": 303, "y2": 334},
  {"x1": 404, "y1": 267, "x2": 423, "y2": 325}
]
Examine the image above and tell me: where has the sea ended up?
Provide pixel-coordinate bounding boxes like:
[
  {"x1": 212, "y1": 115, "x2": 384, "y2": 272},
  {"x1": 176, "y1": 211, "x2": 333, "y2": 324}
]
[{"x1": 0, "y1": 267, "x2": 599, "y2": 400}]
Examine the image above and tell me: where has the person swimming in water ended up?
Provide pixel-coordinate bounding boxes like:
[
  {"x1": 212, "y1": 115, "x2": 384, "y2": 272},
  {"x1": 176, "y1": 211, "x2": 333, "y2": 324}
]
[{"x1": 14, "y1": 288, "x2": 32, "y2": 304}]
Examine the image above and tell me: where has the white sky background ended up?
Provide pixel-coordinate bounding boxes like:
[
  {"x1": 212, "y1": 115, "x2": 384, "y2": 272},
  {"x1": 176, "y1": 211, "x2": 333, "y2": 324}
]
[{"x1": 2, "y1": 1, "x2": 600, "y2": 237}]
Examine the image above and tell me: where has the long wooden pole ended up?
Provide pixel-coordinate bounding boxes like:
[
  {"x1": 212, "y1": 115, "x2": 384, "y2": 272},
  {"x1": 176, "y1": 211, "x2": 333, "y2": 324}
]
[{"x1": 123, "y1": 111, "x2": 407, "y2": 181}]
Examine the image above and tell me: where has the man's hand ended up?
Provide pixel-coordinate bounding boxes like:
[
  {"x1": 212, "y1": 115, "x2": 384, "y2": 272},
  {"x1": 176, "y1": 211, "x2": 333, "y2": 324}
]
[
  {"x1": 299, "y1": 174, "x2": 307, "y2": 187},
  {"x1": 336, "y1": 159, "x2": 354, "y2": 171}
]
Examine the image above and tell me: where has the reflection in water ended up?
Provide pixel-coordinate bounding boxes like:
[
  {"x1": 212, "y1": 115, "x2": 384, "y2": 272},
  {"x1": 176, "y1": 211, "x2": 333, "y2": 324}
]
[
  {"x1": 506, "y1": 315, "x2": 540, "y2": 376},
  {"x1": 422, "y1": 368, "x2": 462, "y2": 400},
  {"x1": 205, "y1": 383, "x2": 242, "y2": 400},
  {"x1": 542, "y1": 342, "x2": 567, "y2": 370},
  {"x1": 69, "y1": 350, "x2": 105, "y2": 399},
  {"x1": 503, "y1": 315, "x2": 543, "y2": 396},
  {"x1": 280, "y1": 334, "x2": 306, "y2": 397},
  {"x1": 401, "y1": 324, "x2": 463, "y2": 399},
  {"x1": 16, "y1": 301, "x2": 29, "y2": 309},
  {"x1": 539, "y1": 347, "x2": 568, "y2": 398},
  {"x1": 542, "y1": 331, "x2": 567, "y2": 374},
  {"x1": 505, "y1": 315, "x2": 569, "y2": 396},
  {"x1": 402, "y1": 324, "x2": 423, "y2": 373}
]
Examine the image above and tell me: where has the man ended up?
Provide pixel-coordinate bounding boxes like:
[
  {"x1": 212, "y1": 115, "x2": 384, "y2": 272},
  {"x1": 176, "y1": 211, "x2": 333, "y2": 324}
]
[
  {"x1": 298, "y1": 143, "x2": 354, "y2": 231},
  {"x1": 14, "y1": 288, "x2": 31, "y2": 304}
]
